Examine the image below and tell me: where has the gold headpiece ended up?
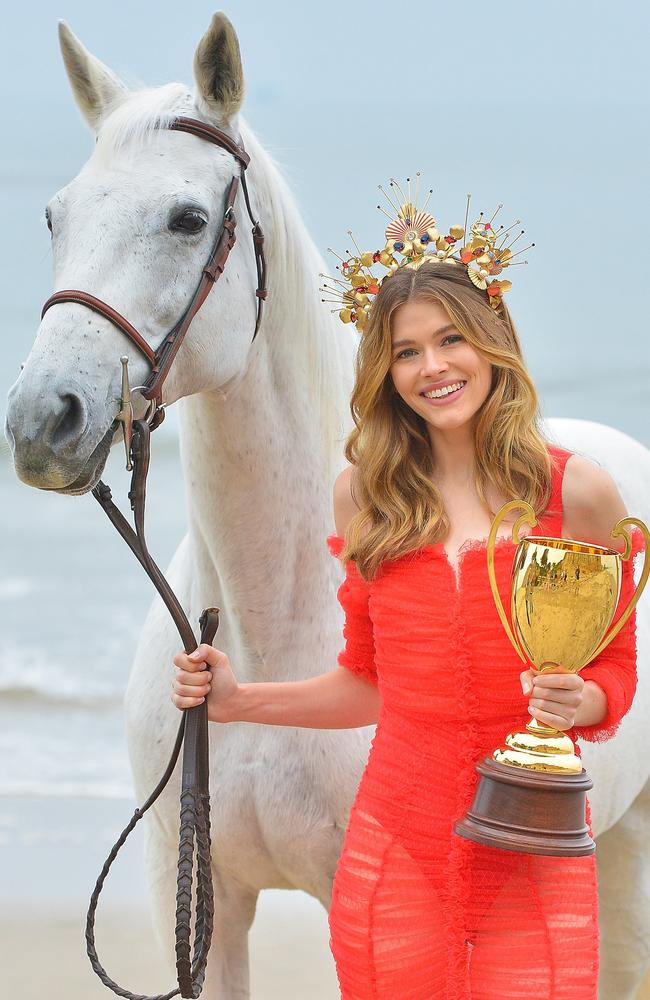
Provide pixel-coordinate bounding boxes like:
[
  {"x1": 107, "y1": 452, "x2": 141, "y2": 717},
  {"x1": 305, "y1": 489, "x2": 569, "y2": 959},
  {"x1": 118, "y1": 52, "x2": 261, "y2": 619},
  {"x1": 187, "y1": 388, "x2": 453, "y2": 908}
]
[{"x1": 320, "y1": 175, "x2": 534, "y2": 331}]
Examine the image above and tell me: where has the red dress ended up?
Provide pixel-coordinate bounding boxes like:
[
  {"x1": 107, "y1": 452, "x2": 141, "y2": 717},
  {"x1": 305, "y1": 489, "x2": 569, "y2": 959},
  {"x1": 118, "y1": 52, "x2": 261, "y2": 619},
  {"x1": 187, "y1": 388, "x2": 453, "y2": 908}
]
[{"x1": 326, "y1": 447, "x2": 639, "y2": 1000}]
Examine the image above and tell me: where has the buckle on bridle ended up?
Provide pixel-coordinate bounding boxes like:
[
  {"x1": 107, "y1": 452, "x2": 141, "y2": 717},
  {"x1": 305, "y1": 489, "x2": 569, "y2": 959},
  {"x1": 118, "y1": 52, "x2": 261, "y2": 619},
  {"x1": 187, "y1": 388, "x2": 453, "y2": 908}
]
[{"x1": 116, "y1": 356, "x2": 158, "y2": 470}]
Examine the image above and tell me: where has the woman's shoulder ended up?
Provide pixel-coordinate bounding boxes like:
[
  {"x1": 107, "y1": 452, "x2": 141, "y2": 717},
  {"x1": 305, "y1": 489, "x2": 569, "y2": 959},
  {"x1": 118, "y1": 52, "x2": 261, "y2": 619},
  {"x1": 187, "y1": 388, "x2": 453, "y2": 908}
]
[{"x1": 561, "y1": 452, "x2": 628, "y2": 548}]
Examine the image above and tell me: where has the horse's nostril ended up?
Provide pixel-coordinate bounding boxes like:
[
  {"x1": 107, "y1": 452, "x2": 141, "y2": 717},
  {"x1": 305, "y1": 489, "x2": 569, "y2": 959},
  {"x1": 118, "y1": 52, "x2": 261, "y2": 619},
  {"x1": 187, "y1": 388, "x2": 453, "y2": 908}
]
[{"x1": 50, "y1": 391, "x2": 87, "y2": 446}]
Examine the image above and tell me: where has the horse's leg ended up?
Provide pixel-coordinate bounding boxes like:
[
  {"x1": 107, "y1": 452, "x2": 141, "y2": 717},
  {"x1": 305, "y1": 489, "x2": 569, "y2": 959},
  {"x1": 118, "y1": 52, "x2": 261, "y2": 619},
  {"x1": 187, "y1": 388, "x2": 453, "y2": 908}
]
[
  {"x1": 142, "y1": 818, "x2": 259, "y2": 999},
  {"x1": 200, "y1": 867, "x2": 258, "y2": 1000},
  {"x1": 139, "y1": 811, "x2": 189, "y2": 979},
  {"x1": 597, "y1": 779, "x2": 650, "y2": 1000}
]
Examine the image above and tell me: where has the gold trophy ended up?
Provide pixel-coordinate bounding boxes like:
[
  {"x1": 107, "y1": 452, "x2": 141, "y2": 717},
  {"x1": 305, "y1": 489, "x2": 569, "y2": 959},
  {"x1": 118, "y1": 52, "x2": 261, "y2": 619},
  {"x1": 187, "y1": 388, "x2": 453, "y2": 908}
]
[{"x1": 454, "y1": 500, "x2": 649, "y2": 857}]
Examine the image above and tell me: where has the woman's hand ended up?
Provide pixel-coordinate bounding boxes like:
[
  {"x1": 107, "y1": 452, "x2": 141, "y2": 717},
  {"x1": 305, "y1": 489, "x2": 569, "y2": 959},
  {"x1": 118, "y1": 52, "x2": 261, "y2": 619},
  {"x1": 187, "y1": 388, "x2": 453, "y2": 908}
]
[
  {"x1": 172, "y1": 643, "x2": 240, "y2": 723},
  {"x1": 520, "y1": 668, "x2": 584, "y2": 732}
]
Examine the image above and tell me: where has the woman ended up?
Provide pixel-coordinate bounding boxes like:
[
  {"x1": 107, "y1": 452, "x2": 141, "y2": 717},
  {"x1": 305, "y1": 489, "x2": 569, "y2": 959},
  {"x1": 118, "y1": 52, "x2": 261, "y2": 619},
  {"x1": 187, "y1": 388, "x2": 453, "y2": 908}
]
[{"x1": 171, "y1": 258, "x2": 638, "y2": 998}]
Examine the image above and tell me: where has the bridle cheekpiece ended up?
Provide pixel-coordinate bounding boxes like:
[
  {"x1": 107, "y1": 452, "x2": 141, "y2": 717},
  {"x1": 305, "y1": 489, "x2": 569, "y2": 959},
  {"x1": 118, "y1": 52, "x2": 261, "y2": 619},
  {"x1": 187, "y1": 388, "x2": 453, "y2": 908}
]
[{"x1": 40, "y1": 116, "x2": 267, "y2": 455}]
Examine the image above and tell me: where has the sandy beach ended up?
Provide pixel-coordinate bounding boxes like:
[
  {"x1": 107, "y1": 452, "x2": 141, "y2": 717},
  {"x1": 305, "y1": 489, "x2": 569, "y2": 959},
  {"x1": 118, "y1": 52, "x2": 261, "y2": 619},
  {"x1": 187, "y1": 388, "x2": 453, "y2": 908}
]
[
  {"x1": 1, "y1": 794, "x2": 649, "y2": 1000},
  {"x1": 1, "y1": 899, "x2": 338, "y2": 1000},
  {"x1": 0, "y1": 794, "x2": 338, "y2": 999}
]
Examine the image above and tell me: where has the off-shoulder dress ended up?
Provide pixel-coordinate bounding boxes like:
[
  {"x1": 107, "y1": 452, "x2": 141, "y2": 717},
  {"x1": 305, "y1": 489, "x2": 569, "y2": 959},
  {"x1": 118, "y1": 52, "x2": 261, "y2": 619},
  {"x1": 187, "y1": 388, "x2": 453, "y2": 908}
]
[{"x1": 326, "y1": 446, "x2": 639, "y2": 1000}]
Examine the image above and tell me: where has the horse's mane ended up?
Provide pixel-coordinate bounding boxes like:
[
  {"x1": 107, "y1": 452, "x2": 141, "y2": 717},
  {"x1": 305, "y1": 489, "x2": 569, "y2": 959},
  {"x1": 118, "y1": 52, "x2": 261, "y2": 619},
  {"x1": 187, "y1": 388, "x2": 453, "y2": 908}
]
[
  {"x1": 240, "y1": 123, "x2": 354, "y2": 471},
  {"x1": 95, "y1": 85, "x2": 352, "y2": 476}
]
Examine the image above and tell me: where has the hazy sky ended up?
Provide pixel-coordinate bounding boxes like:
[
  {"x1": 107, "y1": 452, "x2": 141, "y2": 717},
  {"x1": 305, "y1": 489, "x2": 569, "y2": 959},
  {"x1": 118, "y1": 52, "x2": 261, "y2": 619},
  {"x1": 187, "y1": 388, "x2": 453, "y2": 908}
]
[{"x1": 2, "y1": 0, "x2": 649, "y2": 439}]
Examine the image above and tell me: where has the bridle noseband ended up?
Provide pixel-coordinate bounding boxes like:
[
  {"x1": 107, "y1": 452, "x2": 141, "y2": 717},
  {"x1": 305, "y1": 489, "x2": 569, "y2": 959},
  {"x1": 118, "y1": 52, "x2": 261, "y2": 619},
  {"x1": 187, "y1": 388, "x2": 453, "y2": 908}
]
[{"x1": 41, "y1": 115, "x2": 267, "y2": 429}]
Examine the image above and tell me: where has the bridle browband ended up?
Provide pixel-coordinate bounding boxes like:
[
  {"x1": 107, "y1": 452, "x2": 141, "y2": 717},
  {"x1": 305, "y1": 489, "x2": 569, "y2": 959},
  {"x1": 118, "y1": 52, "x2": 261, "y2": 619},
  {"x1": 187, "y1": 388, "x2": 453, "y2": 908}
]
[
  {"x1": 37, "y1": 117, "x2": 268, "y2": 1000},
  {"x1": 41, "y1": 115, "x2": 267, "y2": 426}
]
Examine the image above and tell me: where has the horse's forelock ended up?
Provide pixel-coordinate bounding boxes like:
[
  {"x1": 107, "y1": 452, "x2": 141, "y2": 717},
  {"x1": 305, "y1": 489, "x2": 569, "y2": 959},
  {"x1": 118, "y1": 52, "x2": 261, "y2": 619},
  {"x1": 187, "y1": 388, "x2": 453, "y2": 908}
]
[{"x1": 94, "y1": 83, "x2": 194, "y2": 163}]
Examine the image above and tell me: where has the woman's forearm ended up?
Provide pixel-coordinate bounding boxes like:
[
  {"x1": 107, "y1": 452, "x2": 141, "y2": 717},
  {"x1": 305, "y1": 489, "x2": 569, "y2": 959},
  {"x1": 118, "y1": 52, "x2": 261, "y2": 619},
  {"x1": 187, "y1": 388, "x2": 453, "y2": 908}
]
[{"x1": 218, "y1": 667, "x2": 380, "y2": 729}]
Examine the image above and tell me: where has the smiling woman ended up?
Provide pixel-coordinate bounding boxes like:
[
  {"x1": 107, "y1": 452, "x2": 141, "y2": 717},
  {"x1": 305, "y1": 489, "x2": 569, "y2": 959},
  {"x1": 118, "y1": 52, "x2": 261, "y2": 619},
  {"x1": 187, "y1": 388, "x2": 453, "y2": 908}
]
[
  {"x1": 340, "y1": 261, "x2": 552, "y2": 580},
  {"x1": 319, "y1": 242, "x2": 641, "y2": 998}
]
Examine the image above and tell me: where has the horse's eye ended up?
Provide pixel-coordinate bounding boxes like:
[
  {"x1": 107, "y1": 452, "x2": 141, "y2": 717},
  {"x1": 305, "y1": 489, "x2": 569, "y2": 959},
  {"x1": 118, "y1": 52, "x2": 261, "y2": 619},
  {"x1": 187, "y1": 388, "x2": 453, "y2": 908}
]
[
  {"x1": 170, "y1": 209, "x2": 208, "y2": 234},
  {"x1": 45, "y1": 208, "x2": 53, "y2": 234}
]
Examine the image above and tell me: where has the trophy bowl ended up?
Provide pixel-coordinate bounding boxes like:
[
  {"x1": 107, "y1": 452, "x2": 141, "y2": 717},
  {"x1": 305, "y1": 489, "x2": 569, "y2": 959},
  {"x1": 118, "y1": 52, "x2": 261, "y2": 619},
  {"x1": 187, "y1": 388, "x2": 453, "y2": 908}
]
[{"x1": 454, "y1": 500, "x2": 648, "y2": 856}]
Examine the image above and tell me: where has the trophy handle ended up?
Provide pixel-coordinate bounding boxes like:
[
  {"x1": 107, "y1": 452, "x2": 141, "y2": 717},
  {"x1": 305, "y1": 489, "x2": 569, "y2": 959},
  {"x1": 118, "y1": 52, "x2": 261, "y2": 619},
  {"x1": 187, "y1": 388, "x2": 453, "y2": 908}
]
[
  {"x1": 589, "y1": 517, "x2": 650, "y2": 660},
  {"x1": 486, "y1": 500, "x2": 538, "y2": 665}
]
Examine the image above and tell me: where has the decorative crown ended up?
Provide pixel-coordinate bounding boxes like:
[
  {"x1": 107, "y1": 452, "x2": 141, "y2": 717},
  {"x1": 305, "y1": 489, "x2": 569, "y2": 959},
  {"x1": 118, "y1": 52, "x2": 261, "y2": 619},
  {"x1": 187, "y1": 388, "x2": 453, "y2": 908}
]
[{"x1": 320, "y1": 175, "x2": 534, "y2": 331}]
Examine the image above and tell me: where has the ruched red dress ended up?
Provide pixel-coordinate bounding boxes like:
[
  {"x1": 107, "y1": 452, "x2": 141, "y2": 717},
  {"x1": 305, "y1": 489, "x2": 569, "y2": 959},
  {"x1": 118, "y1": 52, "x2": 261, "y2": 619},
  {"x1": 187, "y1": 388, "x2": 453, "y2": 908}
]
[{"x1": 326, "y1": 447, "x2": 640, "y2": 1000}]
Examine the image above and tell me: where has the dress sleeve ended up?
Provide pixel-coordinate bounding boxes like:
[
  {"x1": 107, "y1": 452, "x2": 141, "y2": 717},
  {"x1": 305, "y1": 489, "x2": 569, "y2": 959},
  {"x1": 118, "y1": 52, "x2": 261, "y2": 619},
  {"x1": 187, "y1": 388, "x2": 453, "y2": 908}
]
[
  {"x1": 572, "y1": 533, "x2": 643, "y2": 743},
  {"x1": 327, "y1": 535, "x2": 378, "y2": 685}
]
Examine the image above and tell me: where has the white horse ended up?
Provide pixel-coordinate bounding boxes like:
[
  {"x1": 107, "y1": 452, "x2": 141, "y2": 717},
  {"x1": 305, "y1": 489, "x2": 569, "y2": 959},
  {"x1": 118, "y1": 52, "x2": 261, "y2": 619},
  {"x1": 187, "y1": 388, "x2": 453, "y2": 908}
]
[{"x1": 4, "y1": 15, "x2": 649, "y2": 999}]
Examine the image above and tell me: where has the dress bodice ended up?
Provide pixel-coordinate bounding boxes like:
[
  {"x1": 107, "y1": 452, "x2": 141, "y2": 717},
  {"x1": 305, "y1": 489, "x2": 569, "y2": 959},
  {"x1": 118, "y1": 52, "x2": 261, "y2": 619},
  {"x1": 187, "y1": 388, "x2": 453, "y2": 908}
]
[{"x1": 327, "y1": 444, "x2": 639, "y2": 744}]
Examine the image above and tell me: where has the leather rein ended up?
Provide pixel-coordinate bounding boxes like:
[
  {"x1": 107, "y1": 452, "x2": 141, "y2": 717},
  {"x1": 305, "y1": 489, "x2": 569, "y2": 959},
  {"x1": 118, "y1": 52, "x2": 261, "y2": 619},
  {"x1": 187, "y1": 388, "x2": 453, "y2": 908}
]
[{"x1": 40, "y1": 116, "x2": 267, "y2": 1000}]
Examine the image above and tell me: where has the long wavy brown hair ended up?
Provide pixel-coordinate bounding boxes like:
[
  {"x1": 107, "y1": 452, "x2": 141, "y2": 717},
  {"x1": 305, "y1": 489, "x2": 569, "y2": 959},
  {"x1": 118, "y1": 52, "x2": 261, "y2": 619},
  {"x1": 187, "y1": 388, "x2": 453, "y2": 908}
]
[{"x1": 340, "y1": 262, "x2": 552, "y2": 580}]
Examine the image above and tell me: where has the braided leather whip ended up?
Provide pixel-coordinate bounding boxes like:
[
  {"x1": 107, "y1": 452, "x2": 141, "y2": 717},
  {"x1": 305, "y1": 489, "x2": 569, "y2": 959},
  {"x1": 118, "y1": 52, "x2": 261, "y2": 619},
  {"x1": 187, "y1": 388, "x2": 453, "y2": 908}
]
[{"x1": 88, "y1": 418, "x2": 217, "y2": 999}]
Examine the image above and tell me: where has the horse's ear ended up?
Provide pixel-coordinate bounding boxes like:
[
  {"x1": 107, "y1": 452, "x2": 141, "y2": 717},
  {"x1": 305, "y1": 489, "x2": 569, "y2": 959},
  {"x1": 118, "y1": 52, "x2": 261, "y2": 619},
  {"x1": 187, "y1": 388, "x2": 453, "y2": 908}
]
[
  {"x1": 58, "y1": 21, "x2": 128, "y2": 131},
  {"x1": 193, "y1": 13, "x2": 245, "y2": 125}
]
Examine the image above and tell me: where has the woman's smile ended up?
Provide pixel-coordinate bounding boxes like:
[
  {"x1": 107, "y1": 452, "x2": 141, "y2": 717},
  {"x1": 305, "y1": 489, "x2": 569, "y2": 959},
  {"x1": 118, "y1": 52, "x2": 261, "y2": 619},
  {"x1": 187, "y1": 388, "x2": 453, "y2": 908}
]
[{"x1": 419, "y1": 379, "x2": 468, "y2": 406}]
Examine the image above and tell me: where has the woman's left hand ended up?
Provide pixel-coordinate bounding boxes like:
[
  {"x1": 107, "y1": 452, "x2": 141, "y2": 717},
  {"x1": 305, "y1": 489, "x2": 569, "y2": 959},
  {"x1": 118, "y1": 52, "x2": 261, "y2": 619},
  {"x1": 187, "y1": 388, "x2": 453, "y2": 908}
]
[{"x1": 520, "y1": 668, "x2": 584, "y2": 731}]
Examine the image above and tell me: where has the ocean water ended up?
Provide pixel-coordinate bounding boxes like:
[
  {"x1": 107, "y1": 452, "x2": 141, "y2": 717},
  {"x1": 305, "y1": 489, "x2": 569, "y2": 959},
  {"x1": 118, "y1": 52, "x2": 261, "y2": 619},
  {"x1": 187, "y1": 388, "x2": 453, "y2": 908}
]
[{"x1": 0, "y1": 428, "x2": 186, "y2": 800}]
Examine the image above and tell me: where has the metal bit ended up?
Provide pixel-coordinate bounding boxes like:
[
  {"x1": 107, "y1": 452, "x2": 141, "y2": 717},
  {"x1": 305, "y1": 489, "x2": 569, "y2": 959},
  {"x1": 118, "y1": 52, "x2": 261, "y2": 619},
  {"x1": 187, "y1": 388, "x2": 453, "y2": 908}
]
[{"x1": 116, "y1": 355, "x2": 134, "y2": 470}]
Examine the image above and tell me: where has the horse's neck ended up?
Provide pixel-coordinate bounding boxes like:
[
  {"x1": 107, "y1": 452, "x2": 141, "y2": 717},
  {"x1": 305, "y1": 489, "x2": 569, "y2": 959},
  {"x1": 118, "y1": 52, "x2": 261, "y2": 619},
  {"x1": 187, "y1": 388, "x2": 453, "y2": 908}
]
[
  {"x1": 179, "y1": 150, "x2": 355, "y2": 677},
  {"x1": 179, "y1": 362, "x2": 339, "y2": 680}
]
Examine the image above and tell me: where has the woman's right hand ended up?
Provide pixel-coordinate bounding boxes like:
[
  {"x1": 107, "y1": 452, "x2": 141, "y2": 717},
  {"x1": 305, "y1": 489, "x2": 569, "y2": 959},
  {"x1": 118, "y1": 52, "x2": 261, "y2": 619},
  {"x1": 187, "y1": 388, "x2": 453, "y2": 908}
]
[{"x1": 172, "y1": 643, "x2": 240, "y2": 723}]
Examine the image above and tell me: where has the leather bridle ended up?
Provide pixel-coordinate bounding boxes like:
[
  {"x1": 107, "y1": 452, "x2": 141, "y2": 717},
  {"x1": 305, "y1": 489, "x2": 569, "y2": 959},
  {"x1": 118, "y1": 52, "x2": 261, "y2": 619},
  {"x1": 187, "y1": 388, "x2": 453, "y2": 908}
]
[
  {"x1": 41, "y1": 115, "x2": 267, "y2": 426},
  {"x1": 39, "y1": 117, "x2": 267, "y2": 1000}
]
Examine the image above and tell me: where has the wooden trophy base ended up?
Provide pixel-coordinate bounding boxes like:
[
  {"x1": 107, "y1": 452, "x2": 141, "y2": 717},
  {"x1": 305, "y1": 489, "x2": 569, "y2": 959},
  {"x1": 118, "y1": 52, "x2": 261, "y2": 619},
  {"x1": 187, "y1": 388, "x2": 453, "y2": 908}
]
[{"x1": 454, "y1": 756, "x2": 595, "y2": 857}]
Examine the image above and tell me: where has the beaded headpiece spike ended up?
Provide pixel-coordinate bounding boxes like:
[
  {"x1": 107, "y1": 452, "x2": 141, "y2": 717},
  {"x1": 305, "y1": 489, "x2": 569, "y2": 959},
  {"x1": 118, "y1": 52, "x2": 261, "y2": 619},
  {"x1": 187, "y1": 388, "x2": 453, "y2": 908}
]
[{"x1": 320, "y1": 176, "x2": 534, "y2": 331}]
